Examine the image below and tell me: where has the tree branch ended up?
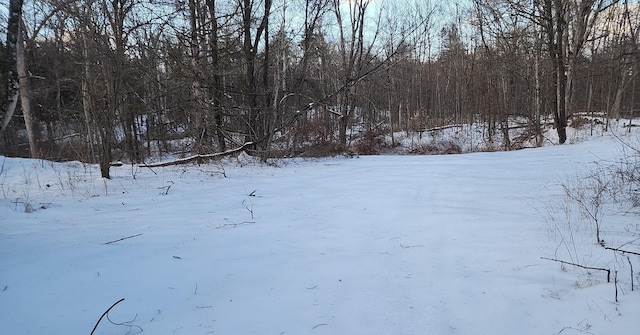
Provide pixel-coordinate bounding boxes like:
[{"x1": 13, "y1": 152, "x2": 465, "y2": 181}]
[
  {"x1": 105, "y1": 233, "x2": 143, "y2": 245},
  {"x1": 139, "y1": 142, "x2": 254, "y2": 168},
  {"x1": 604, "y1": 246, "x2": 640, "y2": 256},
  {"x1": 90, "y1": 298, "x2": 125, "y2": 335},
  {"x1": 541, "y1": 256, "x2": 611, "y2": 282}
]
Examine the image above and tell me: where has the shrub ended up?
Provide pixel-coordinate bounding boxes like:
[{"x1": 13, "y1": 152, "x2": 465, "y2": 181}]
[
  {"x1": 353, "y1": 130, "x2": 386, "y2": 155},
  {"x1": 409, "y1": 140, "x2": 462, "y2": 155}
]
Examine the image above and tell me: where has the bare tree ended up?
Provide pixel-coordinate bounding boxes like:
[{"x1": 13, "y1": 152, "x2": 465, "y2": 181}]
[
  {"x1": 16, "y1": 17, "x2": 39, "y2": 157},
  {"x1": 188, "y1": 0, "x2": 207, "y2": 153},
  {"x1": 540, "y1": 0, "x2": 614, "y2": 143},
  {"x1": 206, "y1": 0, "x2": 227, "y2": 151},
  {"x1": 1, "y1": 0, "x2": 23, "y2": 136},
  {"x1": 3, "y1": 0, "x2": 637, "y2": 161},
  {"x1": 239, "y1": 0, "x2": 272, "y2": 149}
]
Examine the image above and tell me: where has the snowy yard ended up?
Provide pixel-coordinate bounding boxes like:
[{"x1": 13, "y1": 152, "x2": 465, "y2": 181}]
[{"x1": 1, "y1": 132, "x2": 639, "y2": 334}]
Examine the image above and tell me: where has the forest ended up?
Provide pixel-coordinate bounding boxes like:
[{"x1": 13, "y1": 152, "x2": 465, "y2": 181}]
[{"x1": 1, "y1": 0, "x2": 639, "y2": 178}]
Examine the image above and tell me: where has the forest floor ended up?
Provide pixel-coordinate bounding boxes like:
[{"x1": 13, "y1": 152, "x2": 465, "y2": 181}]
[{"x1": 1, "y1": 120, "x2": 640, "y2": 334}]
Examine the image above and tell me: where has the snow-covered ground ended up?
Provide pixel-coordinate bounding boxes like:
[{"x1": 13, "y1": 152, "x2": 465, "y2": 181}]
[{"x1": 1, "y1": 126, "x2": 639, "y2": 334}]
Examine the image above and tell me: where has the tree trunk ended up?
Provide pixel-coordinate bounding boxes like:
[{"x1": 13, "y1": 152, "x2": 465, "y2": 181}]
[
  {"x1": 610, "y1": 76, "x2": 630, "y2": 119},
  {"x1": 261, "y1": 0, "x2": 272, "y2": 156},
  {"x1": 554, "y1": 0, "x2": 568, "y2": 144},
  {"x1": 206, "y1": 0, "x2": 226, "y2": 151},
  {"x1": 189, "y1": 0, "x2": 207, "y2": 153},
  {"x1": 1, "y1": 0, "x2": 23, "y2": 135},
  {"x1": 338, "y1": 111, "x2": 348, "y2": 146},
  {"x1": 240, "y1": 0, "x2": 272, "y2": 147},
  {"x1": 81, "y1": 21, "x2": 96, "y2": 163},
  {"x1": 16, "y1": 21, "x2": 39, "y2": 157},
  {"x1": 242, "y1": 0, "x2": 258, "y2": 144},
  {"x1": 98, "y1": 126, "x2": 112, "y2": 178},
  {"x1": 534, "y1": 25, "x2": 543, "y2": 147}
]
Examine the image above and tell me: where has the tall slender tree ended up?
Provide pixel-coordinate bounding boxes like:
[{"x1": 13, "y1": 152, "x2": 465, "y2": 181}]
[{"x1": 1, "y1": 0, "x2": 24, "y2": 137}]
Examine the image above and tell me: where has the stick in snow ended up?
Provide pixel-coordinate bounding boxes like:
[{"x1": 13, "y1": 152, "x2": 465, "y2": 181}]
[
  {"x1": 604, "y1": 246, "x2": 640, "y2": 256},
  {"x1": 540, "y1": 257, "x2": 611, "y2": 283},
  {"x1": 105, "y1": 234, "x2": 143, "y2": 245},
  {"x1": 90, "y1": 298, "x2": 125, "y2": 335}
]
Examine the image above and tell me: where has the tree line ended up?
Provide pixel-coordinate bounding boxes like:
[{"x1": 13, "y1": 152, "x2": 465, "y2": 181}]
[{"x1": 1, "y1": 0, "x2": 639, "y2": 178}]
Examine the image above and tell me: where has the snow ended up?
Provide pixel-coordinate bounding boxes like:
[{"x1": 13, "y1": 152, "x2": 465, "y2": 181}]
[{"x1": 1, "y1": 129, "x2": 640, "y2": 334}]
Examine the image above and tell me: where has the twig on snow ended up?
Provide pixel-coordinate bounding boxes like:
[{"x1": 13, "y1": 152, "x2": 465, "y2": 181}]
[
  {"x1": 614, "y1": 271, "x2": 619, "y2": 302},
  {"x1": 159, "y1": 185, "x2": 171, "y2": 195},
  {"x1": 106, "y1": 311, "x2": 143, "y2": 335},
  {"x1": 140, "y1": 161, "x2": 158, "y2": 175},
  {"x1": 541, "y1": 257, "x2": 611, "y2": 283},
  {"x1": 399, "y1": 239, "x2": 424, "y2": 249},
  {"x1": 628, "y1": 257, "x2": 634, "y2": 291},
  {"x1": 604, "y1": 246, "x2": 640, "y2": 256},
  {"x1": 556, "y1": 326, "x2": 595, "y2": 335},
  {"x1": 210, "y1": 218, "x2": 255, "y2": 229},
  {"x1": 90, "y1": 298, "x2": 125, "y2": 335},
  {"x1": 242, "y1": 199, "x2": 254, "y2": 219},
  {"x1": 105, "y1": 233, "x2": 143, "y2": 245}
]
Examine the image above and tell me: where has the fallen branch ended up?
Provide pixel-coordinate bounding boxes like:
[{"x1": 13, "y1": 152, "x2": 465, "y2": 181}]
[
  {"x1": 420, "y1": 124, "x2": 463, "y2": 132},
  {"x1": 604, "y1": 246, "x2": 640, "y2": 256},
  {"x1": 541, "y1": 257, "x2": 611, "y2": 283},
  {"x1": 399, "y1": 240, "x2": 425, "y2": 249},
  {"x1": 139, "y1": 142, "x2": 254, "y2": 168},
  {"x1": 90, "y1": 298, "x2": 125, "y2": 335},
  {"x1": 105, "y1": 233, "x2": 143, "y2": 245},
  {"x1": 210, "y1": 218, "x2": 255, "y2": 229},
  {"x1": 556, "y1": 326, "x2": 595, "y2": 335}
]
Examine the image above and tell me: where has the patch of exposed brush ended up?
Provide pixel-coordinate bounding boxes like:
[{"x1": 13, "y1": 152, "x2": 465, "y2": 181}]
[{"x1": 408, "y1": 140, "x2": 462, "y2": 155}]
